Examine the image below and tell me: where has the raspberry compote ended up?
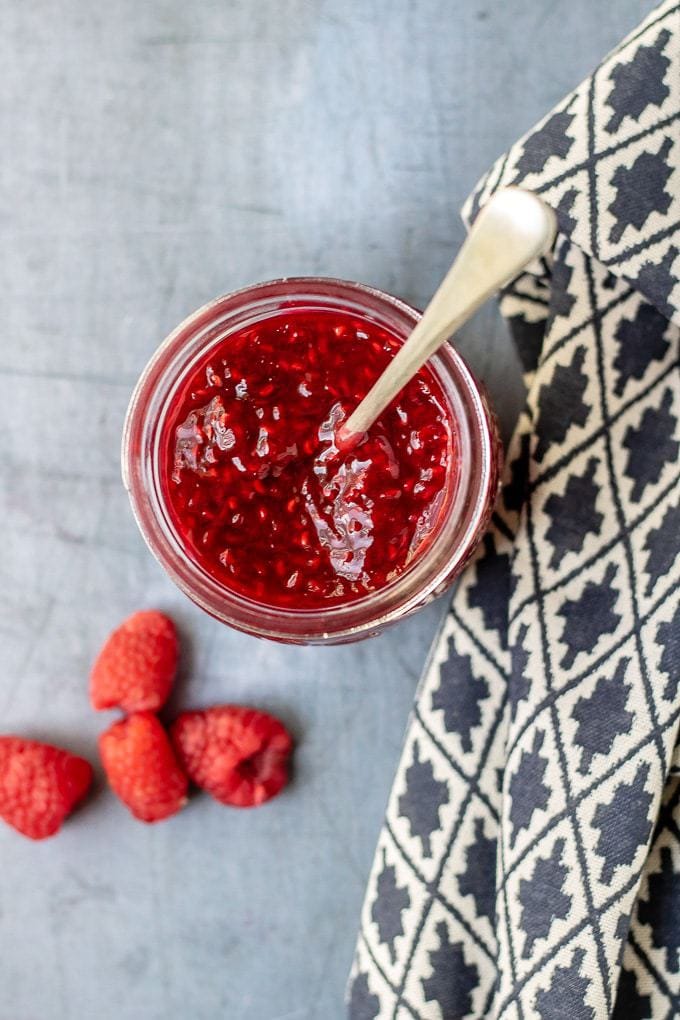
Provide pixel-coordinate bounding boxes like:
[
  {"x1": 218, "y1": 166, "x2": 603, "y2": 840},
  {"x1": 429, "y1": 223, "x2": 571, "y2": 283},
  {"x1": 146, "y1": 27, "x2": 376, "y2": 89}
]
[
  {"x1": 161, "y1": 309, "x2": 455, "y2": 608},
  {"x1": 122, "y1": 278, "x2": 501, "y2": 643}
]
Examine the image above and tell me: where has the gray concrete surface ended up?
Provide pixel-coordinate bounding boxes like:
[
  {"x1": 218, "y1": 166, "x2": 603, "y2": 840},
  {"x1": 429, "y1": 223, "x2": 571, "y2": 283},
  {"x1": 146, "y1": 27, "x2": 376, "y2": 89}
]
[{"x1": 1, "y1": 1, "x2": 651, "y2": 1017}]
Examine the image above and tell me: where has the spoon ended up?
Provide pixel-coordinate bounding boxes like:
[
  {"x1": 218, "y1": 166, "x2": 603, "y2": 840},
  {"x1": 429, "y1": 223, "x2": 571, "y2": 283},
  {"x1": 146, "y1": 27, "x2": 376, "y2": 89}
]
[{"x1": 337, "y1": 186, "x2": 557, "y2": 449}]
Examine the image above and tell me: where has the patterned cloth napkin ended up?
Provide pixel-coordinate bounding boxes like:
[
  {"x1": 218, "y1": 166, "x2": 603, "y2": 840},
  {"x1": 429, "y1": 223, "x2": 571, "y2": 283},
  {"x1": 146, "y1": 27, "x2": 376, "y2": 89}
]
[{"x1": 349, "y1": 3, "x2": 680, "y2": 1017}]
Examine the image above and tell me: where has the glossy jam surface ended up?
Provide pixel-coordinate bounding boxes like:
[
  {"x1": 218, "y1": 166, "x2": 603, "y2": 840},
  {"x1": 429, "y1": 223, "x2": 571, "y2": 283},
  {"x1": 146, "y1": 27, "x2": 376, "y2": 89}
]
[{"x1": 161, "y1": 308, "x2": 456, "y2": 608}]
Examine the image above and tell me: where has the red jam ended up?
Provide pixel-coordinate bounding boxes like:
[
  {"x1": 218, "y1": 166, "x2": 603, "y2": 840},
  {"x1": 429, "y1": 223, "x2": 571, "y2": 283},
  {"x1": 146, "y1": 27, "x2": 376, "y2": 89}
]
[{"x1": 161, "y1": 308, "x2": 456, "y2": 608}]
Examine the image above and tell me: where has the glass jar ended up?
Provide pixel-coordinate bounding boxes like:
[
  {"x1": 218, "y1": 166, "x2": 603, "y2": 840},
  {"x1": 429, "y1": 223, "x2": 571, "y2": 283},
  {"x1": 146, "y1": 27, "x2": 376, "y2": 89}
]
[{"x1": 122, "y1": 278, "x2": 501, "y2": 644}]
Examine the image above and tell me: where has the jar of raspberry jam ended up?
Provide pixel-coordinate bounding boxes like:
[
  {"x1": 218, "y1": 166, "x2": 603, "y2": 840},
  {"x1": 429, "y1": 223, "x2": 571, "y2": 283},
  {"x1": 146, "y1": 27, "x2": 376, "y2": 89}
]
[{"x1": 122, "y1": 278, "x2": 501, "y2": 644}]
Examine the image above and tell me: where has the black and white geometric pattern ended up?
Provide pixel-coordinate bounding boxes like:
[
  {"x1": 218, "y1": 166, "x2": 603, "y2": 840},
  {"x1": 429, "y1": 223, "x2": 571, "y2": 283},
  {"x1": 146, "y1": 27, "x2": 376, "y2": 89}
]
[{"x1": 349, "y1": 2, "x2": 680, "y2": 1016}]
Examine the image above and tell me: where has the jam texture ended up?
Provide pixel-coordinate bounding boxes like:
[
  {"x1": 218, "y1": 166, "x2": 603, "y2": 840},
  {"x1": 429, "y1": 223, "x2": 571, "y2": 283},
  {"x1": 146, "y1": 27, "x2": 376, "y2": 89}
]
[{"x1": 162, "y1": 308, "x2": 455, "y2": 608}]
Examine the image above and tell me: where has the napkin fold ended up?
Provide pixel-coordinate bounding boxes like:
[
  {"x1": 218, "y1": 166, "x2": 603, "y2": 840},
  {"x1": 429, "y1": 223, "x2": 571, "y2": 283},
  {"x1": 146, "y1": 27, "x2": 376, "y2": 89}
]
[{"x1": 349, "y1": 2, "x2": 680, "y2": 1017}]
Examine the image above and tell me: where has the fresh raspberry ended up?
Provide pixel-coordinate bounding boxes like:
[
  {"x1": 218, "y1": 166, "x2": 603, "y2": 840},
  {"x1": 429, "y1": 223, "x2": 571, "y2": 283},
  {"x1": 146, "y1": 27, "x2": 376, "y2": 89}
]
[
  {"x1": 0, "y1": 737, "x2": 93, "y2": 840},
  {"x1": 171, "y1": 706, "x2": 293, "y2": 808},
  {"x1": 90, "y1": 610, "x2": 179, "y2": 713},
  {"x1": 99, "y1": 712, "x2": 188, "y2": 823}
]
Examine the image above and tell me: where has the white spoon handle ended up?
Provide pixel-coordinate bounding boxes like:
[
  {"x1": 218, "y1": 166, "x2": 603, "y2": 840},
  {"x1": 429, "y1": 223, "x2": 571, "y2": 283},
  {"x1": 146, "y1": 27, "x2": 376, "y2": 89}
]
[{"x1": 341, "y1": 187, "x2": 556, "y2": 442}]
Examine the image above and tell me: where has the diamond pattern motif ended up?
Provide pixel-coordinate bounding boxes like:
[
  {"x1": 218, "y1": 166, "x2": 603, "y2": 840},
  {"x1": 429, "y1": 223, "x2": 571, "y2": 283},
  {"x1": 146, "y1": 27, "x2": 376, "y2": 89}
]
[
  {"x1": 593, "y1": 765, "x2": 654, "y2": 884},
  {"x1": 534, "y1": 344, "x2": 591, "y2": 461},
  {"x1": 605, "y1": 28, "x2": 672, "y2": 132},
  {"x1": 397, "y1": 741, "x2": 450, "y2": 859},
  {"x1": 509, "y1": 731, "x2": 551, "y2": 840},
  {"x1": 534, "y1": 947, "x2": 594, "y2": 1019},
  {"x1": 608, "y1": 136, "x2": 674, "y2": 245},
  {"x1": 421, "y1": 921, "x2": 478, "y2": 1018},
  {"x1": 613, "y1": 302, "x2": 671, "y2": 396},
  {"x1": 543, "y1": 456, "x2": 604, "y2": 567},
  {"x1": 623, "y1": 387, "x2": 679, "y2": 502},
  {"x1": 519, "y1": 838, "x2": 572, "y2": 957},
  {"x1": 349, "y1": 4, "x2": 680, "y2": 1016},
  {"x1": 557, "y1": 562, "x2": 623, "y2": 670},
  {"x1": 372, "y1": 850, "x2": 411, "y2": 963},
  {"x1": 572, "y1": 658, "x2": 634, "y2": 774},
  {"x1": 457, "y1": 817, "x2": 497, "y2": 925},
  {"x1": 430, "y1": 639, "x2": 490, "y2": 756}
]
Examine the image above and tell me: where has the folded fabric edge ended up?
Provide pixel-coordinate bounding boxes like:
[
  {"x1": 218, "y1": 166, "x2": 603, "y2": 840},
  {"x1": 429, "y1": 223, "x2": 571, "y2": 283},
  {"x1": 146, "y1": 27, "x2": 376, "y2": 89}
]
[{"x1": 460, "y1": 0, "x2": 680, "y2": 329}]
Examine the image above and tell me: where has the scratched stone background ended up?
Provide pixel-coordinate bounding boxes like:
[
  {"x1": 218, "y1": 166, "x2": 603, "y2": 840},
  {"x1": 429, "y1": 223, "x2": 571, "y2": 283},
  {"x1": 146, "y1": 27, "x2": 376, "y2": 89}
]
[{"x1": 0, "y1": 2, "x2": 651, "y2": 1018}]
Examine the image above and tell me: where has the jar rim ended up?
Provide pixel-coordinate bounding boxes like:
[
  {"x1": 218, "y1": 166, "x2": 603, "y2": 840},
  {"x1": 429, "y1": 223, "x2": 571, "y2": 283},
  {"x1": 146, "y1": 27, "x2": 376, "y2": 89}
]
[{"x1": 122, "y1": 277, "x2": 498, "y2": 643}]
